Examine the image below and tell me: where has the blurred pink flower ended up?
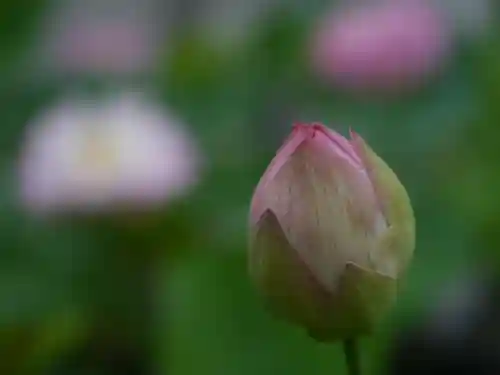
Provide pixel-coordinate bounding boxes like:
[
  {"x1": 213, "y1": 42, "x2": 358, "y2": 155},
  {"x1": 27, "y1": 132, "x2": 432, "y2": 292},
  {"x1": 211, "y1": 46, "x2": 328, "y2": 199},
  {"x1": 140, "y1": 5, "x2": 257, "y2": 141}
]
[
  {"x1": 53, "y1": 20, "x2": 157, "y2": 76},
  {"x1": 36, "y1": 0, "x2": 166, "y2": 77},
  {"x1": 311, "y1": 0, "x2": 451, "y2": 91},
  {"x1": 19, "y1": 92, "x2": 201, "y2": 214}
]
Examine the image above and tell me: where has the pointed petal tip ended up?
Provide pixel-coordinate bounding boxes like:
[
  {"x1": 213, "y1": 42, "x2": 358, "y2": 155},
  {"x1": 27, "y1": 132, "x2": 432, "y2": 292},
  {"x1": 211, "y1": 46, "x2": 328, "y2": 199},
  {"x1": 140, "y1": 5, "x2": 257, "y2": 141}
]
[
  {"x1": 292, "y1": 122, "x2": 355, "y2": 139},
  {"x1": 259, "y1": 208, "x2": 278, "y2": 223},
  {"x1": 292, "y1": 122, "x2": 313, "y2": 132},
  {"x1": 348, "y1": 127, "x2": 356, "y2": 138},
  {"x1": 348, "y1": 128, "x2": 368, "y2": 156},
  {"x1": 348, "y1": 128, "x2": 362, "y2": 142},
  {"x1": 313, "y1": 122, "x2": 346, "y2": 140},
  {"x1": 292, "y1": 122, "x2": 343, "y2": 139},
  {"x1": 250, "y1": 206, "x2": 280, "y2": 230},
  {"x1": 292, "y1": 122, "x2": 319, "y2": 138}
]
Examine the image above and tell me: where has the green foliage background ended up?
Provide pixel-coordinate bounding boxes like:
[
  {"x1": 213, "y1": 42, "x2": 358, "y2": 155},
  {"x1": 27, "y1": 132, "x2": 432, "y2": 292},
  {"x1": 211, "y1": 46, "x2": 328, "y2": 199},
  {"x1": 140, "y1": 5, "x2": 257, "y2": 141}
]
[{"x1": 0, "y1": 1, "x2": 498, "y2": 374}]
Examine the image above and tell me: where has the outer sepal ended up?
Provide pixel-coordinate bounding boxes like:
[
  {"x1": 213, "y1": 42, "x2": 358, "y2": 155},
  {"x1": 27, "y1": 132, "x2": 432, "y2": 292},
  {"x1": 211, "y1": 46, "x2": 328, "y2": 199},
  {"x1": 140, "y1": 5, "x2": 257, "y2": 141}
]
[
  {"x1": 249, "y1": 209, "x2": 397, "y2": 342},
  {"x1": 308, "y1": 262, "x2": 397, "y2": 342},
  {"x1": 351, "y1": 131, "x2": 415, "y2": 277},
  {"x1": 249, "y1": 209, "x2": 335, "y2": 334}
]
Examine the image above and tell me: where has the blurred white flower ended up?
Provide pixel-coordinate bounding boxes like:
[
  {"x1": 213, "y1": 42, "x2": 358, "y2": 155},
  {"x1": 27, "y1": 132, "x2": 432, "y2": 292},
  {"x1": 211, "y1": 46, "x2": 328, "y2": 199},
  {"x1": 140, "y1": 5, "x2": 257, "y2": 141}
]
[
  {"x1": 19, "y1": 92, "x2": 201, "y2": 214},
  {"x1": 34, "y1": 0, "x2": 168, "y2": 77}
]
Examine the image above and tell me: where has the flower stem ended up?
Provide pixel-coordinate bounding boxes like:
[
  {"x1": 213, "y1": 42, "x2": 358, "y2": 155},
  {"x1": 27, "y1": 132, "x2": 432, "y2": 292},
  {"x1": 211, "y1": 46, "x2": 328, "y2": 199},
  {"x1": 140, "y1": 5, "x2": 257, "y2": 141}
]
[{"x1": 343, "y1": 339, "x2": 361, "y2": 375}]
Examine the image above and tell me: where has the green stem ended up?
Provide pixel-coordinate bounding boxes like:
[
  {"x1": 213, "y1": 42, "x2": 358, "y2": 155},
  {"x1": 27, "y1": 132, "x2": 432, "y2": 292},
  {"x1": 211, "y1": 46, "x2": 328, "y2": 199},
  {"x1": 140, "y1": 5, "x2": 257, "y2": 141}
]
[{"x1": 343, "y1": 339, "x2": 361, "y2": 375}]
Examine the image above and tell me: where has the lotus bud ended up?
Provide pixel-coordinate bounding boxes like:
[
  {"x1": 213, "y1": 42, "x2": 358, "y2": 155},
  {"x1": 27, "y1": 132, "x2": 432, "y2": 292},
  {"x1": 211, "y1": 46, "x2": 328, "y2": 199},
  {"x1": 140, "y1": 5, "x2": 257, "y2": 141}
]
[{"x1": 248, "y1": 123, "x2": 415, "y2": 341}]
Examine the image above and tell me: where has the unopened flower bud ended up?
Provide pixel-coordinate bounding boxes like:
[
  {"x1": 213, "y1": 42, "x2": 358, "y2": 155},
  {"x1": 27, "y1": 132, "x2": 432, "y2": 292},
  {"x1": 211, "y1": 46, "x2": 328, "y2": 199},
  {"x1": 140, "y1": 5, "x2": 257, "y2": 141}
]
[{"x1": 248, "y1": 123, "x2": 415, "y2": 341}]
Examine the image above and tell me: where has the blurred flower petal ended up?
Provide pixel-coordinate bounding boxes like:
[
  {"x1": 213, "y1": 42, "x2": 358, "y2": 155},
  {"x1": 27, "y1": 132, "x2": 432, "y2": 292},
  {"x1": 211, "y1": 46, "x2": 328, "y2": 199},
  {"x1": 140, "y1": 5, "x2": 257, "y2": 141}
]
[
  {"x1": 311, "y1": 0, "x2": 452, "y2": 92},
  {"x1": 19, "y1": 91, "x2": 202, "y2": 214},
  {"x1": 33, "y1": 0, "x2": 168, "y2": 77}
]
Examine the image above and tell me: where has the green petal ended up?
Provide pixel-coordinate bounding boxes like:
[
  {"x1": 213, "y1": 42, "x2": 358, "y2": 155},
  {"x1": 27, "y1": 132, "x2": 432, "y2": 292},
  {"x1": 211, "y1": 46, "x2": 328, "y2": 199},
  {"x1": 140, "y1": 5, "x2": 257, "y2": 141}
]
[
  {"x1": 249, "y1": 210, "x2": 397, "y2": 342},
  {"x1": 308, "y1": 262, "x2": 397, "y2": 342},
  {"x1": 249, "y1": 209, "x2": 336, "y2": 333},
  {"x1": 351, "y1": 133, "x2": 415, "y2": 277}
]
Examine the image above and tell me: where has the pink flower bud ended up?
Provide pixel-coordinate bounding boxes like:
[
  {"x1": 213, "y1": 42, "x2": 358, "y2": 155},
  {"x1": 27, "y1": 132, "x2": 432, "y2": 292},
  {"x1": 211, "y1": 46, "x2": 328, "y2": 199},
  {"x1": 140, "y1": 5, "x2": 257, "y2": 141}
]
[
  {"x1": 248, "y1": 123, "x2": 415, "y2": 341},
  {"x1": 311, "y1": 0, "x2": 451, "y2": 91},
  {"x1": 18, "y1": 92, "x2": 201, "y2": 215}
]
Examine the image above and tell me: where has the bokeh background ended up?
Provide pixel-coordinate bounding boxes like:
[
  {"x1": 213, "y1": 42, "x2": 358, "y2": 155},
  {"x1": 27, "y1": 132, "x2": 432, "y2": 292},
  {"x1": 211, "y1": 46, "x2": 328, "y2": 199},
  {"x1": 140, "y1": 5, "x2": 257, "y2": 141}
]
[{"x1": 1, "y1": 0, "x2": 500, "y2": 374}]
